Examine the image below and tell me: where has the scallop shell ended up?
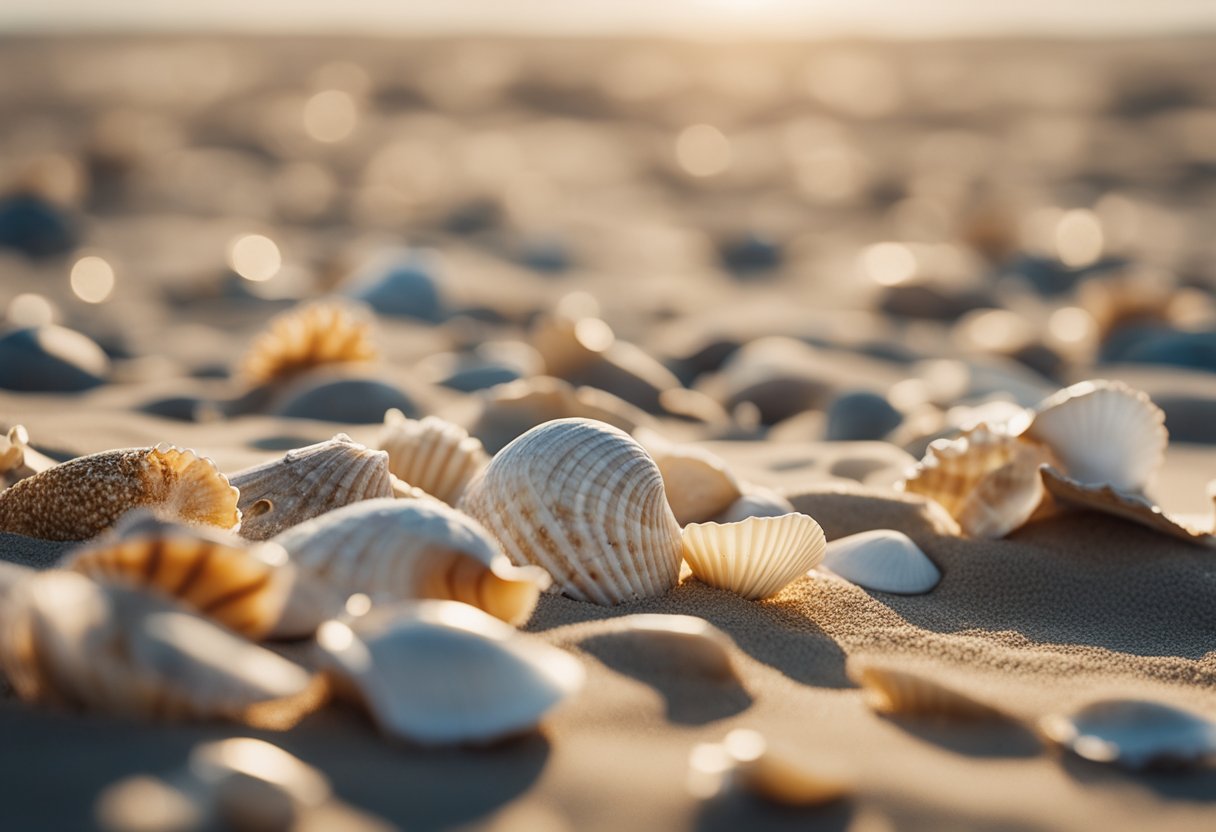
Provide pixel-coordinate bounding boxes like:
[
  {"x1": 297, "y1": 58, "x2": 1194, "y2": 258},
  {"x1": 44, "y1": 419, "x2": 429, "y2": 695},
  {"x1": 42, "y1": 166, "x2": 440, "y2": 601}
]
[
  {"x1": 687, "y1": 730, "x2": 851, "y2": 807},
  {"x1": 1039, "y1": 699, "x2": 1216, "y2": 771},
  {"x1": 583, "y1": 614, "x2": 738, "y2": 681},
  {"x1": 1, "y1": 424, "x2": 54, "y2": 488},
  {"x1": 849, "y1": 661, "x2": 1006, "y2": 721},
  {"x1": 822, "y1": 529, "x2": 941, "y2": 595},
  {"x1": 634, "y1": 429, "x2": 742, "y2": 525},
  {"x1": 897, "y1": 424, "x2": 1058, "y2": 538},
  {"x1": 0, "y1": 570, "x2": 324, "y2": 727},
  {"x1": 0, "y1": 444, "x2": 239, "y2": 541},
  {"x1": 1021, "y1": 380, "x2": 1166, "y2": 492},
  {"x1": 273, "y1": 498, "x2": 550, "y2": 626},
  {"x1": 460, "y1": 418, "x2": 683, "y2": 605},
  {"x1": 230, "y1": 434, "x2": 393, "y2": 541},
  {"x1": 713, "y1": 486, "x2": 796, "y2": 524},
  {"x1": 681, "y1": 513, "x2": 825, "y2": 601},
  {"x1": 375, "y1": 410, "x2": 488, "y2": 504},
  {"x1": 316, "y1": 600, "x2": 584, "y2": 745},
  {"x1": 65, "y1": 511, "x2": 333, "y2": 640},
  {"x1": 237, "y1": 301, "x2": 378, "y2": 387}
]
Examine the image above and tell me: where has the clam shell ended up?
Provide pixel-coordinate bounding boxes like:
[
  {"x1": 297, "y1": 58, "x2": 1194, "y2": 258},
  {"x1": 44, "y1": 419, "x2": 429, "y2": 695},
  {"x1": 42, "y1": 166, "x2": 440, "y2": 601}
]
[
  {"x1": 1039, "y1": 699, "x2": 1216, "y2": 771},
  {"x1": 849, "y1": 661, "x2": 1005, "y2": 721},
  {"x1": 822, "y1": 529, "x2": 941, "y2": 595},
  {"x1": 460, "y1": 418, "x2": 683, "y2": 605},
  {"x1": 0, "y1": 444, "x2": 240, "y2": 541},
  {"x1": 1022, "y1": 379, "x2": 1166, "y2": 492},
  {"x1": 712, "y1": 486, "x2": 796, "y2": 524},
  {"x1": 681, "y1": 513, "x2": 826, "y2": 600},
  {"x1": 237, "y1": 300, "x2": 378, "y2": 388},
  {"x1": 316, "y1": 600, "x2": 584, "y2": 745},
  {"x1": 376, "y1": 410, "x2": 488, "y2": 504},
  {"x1": 230, "y1": 434, "x2": 393, "y2": 541},
  {"x1": 897, "y1": 424, "x2": 1058, "y2": 538},
  {"x1": 583, "y1": 614, "x2": 738, "y2": 681},
  {"x1": 273, "y1": 498, "x2": 550, "y2": 626},
  {"x1": 0, "y1": 571, "x2": 324, "y2": 727},
  {"x1": 634, "y1": 429, "x2": 742, "y2": 525}
]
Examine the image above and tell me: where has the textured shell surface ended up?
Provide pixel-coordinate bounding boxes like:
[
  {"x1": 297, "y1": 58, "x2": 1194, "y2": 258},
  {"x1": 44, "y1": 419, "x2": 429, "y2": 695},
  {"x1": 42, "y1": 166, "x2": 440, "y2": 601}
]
[
  {"x1": 634, "y1": 428, "x2": 742, "y2": 526},
  {"x1": 581, "y1": 613, "x2": 739, "y2": 680},
  {"x1": 681, "y1": 513, "x2": 826, "y2": 601},
  {"x1": 230, "y1": 434, "x2": 393, "y2": 541},
  {"x1": 712, "y1": 486, "x2": 797, "y2": 524},
  {"x1": 315, "y1": 600, "x2": 584, "y2": 745},
  {"x1": 376, "y1": 410, "x2": 488, "y2": 505},
  {"x1": 1022, "y1": 379, "x2": 1166, "y2": 492},
  {"x1": 822, "y1": 529, "x2": 941, "y2": 595},
  {"x1": 273, "y1": 498, "x2": 550, "y2": 626},
  {"x1": 1039, "y1": 699, "x2": 1216, "y2": 770},
  {"x1": 460, "y1": 418, "x2": 683, "y2": 605},
  {"x1": 849, "y1": 660, "x2": 1006, "y2": 721},
  {"x1": 237, "y1": 301, "x2": 378, "y2": 388},
  {"x1": 0, "y1": 444, "x2": 239, "y2": 542}
]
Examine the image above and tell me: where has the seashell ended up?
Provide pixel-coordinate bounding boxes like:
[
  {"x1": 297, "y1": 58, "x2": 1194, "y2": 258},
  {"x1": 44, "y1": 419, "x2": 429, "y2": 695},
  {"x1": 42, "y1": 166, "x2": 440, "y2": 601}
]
[
  {"x1": 237, "y1": 300, "x2": 378, "y2": 388},
  {"x1": 460, "y1": 418, "x2": 683, "y2": 605},
  {"x1": 230, "y1": 434, "x2": 393, "y2": 541},
  {"x1": 634, "y1": 428, "x2": 742, "y2": 525},
  {"x1": 1, "y1": 424, "x2": 55, "y2": 488},
  {"x1": 822, "y1": 529, "x2": 941, "y2": 595},
  {"x1": 0, "y1": 570, "x2": 325, "y2": 727},
  {"x1": 686, "y1": 730, "x2": 851, "y2": 807},
  {"x1": 0, "y1": 445, "x2": 239, "y2": 541},
  {"x1": 273, "y1": 498, "x2": 550, "y2": 626},
  {"x1": 0, "y1": 325, "x2": 108, "y2": 392},
  {"x1": 849, "y1": 660, "x2": 1006, "y2": 721},
  {"x1": 897, "y1": 424, "x2": 1058, "y2": 538},
  {"x1": 65, "y1": 511, "x2": 332, "y2": 640},
  {"x1": 342, "y1": 248, "x2": 445, "y2": 322},
  {"x1": 681, "y1": 513, "x2": 826, "y2": 601},
  {"x1": 376, "y1": 410, "x2": 488, "y2": 504},
  {"x1": 713, "y1": 486, "x2": 797, "y2": 524},
  {"x1": 1039, "y1": 699, "x2": 1216, "y2": 771},
  {"x1": 1021, "y1": 380, "x2": 1166, "y2": 492},
  {"x1": 316, "y1": 600, "x2": 584, "y2": 745},
  {"x1": 584, "y1": 614, "x2": 738, "y2": 681},
  {"x1": 530, "y1": 305, "x2": 615, "y2": 377},
  {"x1": 1040, "y1": 467, "x2": 1216, "y2": 548}
]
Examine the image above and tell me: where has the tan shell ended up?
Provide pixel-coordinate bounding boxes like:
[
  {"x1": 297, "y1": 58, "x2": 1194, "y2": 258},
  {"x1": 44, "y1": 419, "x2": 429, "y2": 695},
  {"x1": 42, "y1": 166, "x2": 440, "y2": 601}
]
[
  {"x1": 376, "y1": 410, "x2": 488, "y2": 505},
  {"x1": 230, "y1": 434, "x2": 393, "y2": 541},
  {"x1": 529, "y1": 307, "x2": 615, "y2": 377},
  {"x1": 681, "y1": 513, "x2": 826, "y2": 600},
  {"x1": 897, "y1": 424, "x2": 1058, "y2": 538},
  {"x1": 849, "y1": 660, "x2": 1006, "y2": 721},
  {"x1": 687, "y1": 729, "x2": 851, "y2": 807},
  {"x1": 237, "y1": 300, "x2": 378, "y2": 387},
  {"x1": 273, "y1": 498, "x2": 550, "y2": 626},
  {"x1": 460, "y1": 418, "x2": 683, "y2": 605},
  {"x1": 634, "y1": 428, "x2": 742, "y2": 525},
  {"x1": 1, "y1": 425, "x2": 55, "y2": 488},
  {"x1": 0, "y1": 444, "x2": 240, "y2": 542},
  {"x1": 0, "y1": 571, "x2": 325, "y2": 728}
]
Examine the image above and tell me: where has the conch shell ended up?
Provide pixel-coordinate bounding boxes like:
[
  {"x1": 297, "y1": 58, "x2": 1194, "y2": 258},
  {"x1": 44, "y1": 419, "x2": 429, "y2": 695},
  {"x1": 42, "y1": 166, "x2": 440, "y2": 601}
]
[
  {"x1": 680, "y1": 513, "x2": 826, "y2": 600},
  {"x1": 375, "y1": 410, "x2": 488, "y2": 505},
  {"x1": 237, "y1": 301, "x2": 377, "y2": 387}
]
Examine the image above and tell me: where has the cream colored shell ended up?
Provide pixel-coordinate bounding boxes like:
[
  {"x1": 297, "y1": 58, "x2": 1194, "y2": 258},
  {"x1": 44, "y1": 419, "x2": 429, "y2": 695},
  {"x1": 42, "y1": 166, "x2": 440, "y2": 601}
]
[
  {"x1": 237, "y1": 300, "x2": 378, "y2": 387},
  {"x1": 376, "y1": 410, "x2": 488, "y2": 504},
  {"x1": 849, "y1": 660, "x2": 1005, "y2": 721},
  {"x1": 681, "y1": 513, "x2": 826, "y2": 600},
  {"x1": 822, "y1": 529, "x2": 941, "y2": 595},
  {"x1": 634, "y1": 428, "x2": 742, "y2": 526}
]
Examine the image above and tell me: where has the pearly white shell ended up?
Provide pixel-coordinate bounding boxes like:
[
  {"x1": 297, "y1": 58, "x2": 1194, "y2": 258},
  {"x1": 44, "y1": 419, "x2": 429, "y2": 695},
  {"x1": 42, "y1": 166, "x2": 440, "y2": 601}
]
[
  {"x1": 681, "y1": 513, "x2": 826, "y2": 600},
  {"x1": 822, "y1": 529, "x2": 941, "y2": 595},
  {"x1": 375, "y1": 410, "x2": 488, "y2": 505},
  {"x1": 1039, "y1": 699, "x2": 1216, "y2": 770}
]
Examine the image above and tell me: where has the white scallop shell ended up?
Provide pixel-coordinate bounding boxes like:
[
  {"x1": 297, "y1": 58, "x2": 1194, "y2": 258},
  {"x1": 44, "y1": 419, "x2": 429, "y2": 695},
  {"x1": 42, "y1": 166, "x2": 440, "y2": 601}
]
[
  {"x1": 273, "y1": 498, "x2": 550, "y2": 625},
  {"x1": 460, "y1": 418, "x2": 683, "y2": 605},
  {"x1": 316, "y1": 600, "x2": 585, "y2": 745},
  {"x1": 634, "y1": 428, "x2": 742, "y2": 525},
  {"x1": 1039, "y1": 699, "x2": 1216, "y2": 770},
  {"x1": 822, "y1": 529, "x2": 941, "y2": 595},
  {"x1": 681, "y1": 513, "x2": 826, "y2": 600},
  {"x1": 849, "y1": 660, "x2": 1005, "y2": 721},
  {"x1": 1022, "y1": 379, "x2": 1167, "y2": 492},
  {"x1": 375, "y1": 410, "x2": 488, "y2": 505}
]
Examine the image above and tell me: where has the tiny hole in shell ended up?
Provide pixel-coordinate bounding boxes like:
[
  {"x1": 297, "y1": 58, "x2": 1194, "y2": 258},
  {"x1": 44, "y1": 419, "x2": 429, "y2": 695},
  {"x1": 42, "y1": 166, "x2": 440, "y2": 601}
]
[{"x1": 247, "y1": 499, "x2": 274, "y2": 518}]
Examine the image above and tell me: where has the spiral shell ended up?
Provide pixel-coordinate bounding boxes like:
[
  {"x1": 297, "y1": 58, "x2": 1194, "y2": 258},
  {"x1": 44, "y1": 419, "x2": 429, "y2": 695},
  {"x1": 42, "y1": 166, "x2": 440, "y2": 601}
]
[
  {"x1": 376, "y1": 410, "x2": 488, "y2": 505},
  {"x1": 0, "y1": 444, "x2": 239, "y2": 541},
  {"x1": 1039, "y1": 699, "x2": 1216, "y2": 771},
  {"x1": 681, "y1": 513, "x2": 826, "y2": 600},
  {"x1": 460, "y1": 418, "x2": 683, "y2": 605},
  {"x1": 849, "y1": 660, "x2": 1006, "y2": 721},
  {"x1": 822, "y1": 529, "x2": 941, "y2": 595},
  {"x1": 237, "y1": 301, "x2": 378, "y2": 387}
]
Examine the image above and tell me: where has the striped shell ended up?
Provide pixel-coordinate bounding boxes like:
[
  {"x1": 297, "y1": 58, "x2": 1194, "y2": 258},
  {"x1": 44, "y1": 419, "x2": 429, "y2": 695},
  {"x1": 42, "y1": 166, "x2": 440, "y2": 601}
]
[
  {"x1": 822, "y1": 529, "x2": 941, "y2": 595},
  {"x1": 634, "y1": 429, "x2": 742, "y2": 526},
  {"x1": 273, "y1": 498, "x2": 550, "y2": 626},
  {"x1": 237, "y1": 301, "x2": 378, "y2": 387},
  {"x1": 460, "y1": 418, "x2": 683, "y2": 605},
  {"x1": 1039, "y1": 699, "x2": 1216, "y2": 771},
  {"x1": 0, "y1": 444, "x2": 239, "y2": 542},
  {"x1": 230, "y1": 434, "x2": 393, "y2": 541},
  {"x1": 849, "y1": 661, "x2": 1006, "y2": 721},
  {"x1": 681, "y1": 513, "x2": 825, "y2": 600},
  {"x1": 376, "y1": 410, "x2": 488, "y2": 504}
]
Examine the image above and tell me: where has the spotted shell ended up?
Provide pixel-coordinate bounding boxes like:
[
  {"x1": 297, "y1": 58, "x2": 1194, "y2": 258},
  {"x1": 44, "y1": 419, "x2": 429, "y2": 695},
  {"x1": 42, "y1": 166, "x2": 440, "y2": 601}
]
[
  {"x1": 375, "y1": 410, "x2": 488, "y2": 505},
  {"x1": 634, "y1": 428, "x2": 742, "y2": 526},
  {"x1": 1039, "y1": 699, "x2": 1216, "y2": 771},
  {"x1": 681, "y1": 513, "x2": 826, "y2": 600},
  {"x1": 230, "y1": 434, "x2": 393, "y2": 541},
  {"x1": 849, "y1": 660, "x2": 1006, "y2": 721},
  {"x1": 273, "y1": 498, "x2": 550, "y2": 626},
  {"x1": 0, "y1": 444, "x2": 239, "y2": 542},
  {"x1": 237, "y1": 300, "x2": 378, "y2": 388},
  {"x1": 1, "y1": 424, "x2": 54, "y2": 489}
]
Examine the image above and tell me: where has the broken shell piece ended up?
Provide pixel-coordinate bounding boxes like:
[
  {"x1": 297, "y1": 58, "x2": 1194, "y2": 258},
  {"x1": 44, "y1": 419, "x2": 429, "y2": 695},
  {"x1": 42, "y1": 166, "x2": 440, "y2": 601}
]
[
  {"x1": 230, "y1": 434, "x2": 393, "y2": 541},
  {"x1": 822, "y1": 530, "x2": 941, "y2": 595},
  {"x1": 713, "y1": 486, "x2": 797, "y2": 524},
  {"x1": 376, "y1": 410, "x2": 488, "y2": 505},
  {"x1": 723, "y1": 729, "x2": 852, "y2": 807},
  {"x1": 1, "y1": 424, "x2": 55, "y2": 488},
  {"x1": 273, "y1": 498, "x2": 550, "y2": 626},
  {"x1": 850, "y1": 661, "x2": 1006, "y2": 721},
  {"x1": 681, "y1": 513, "x2": 826, "y2": 600},
  {"x1": 237, "y1": 301, "x2": 378, "y2": 387},
  {"x1": 316, "y1": 600, "x2": 584, "y2": 745},
  {"x1": 585, "y1": 614, "x2": 738, "y2": 680},
  {"x1": 634, "y1": 429, "x2": 742, "y2": 525},
  {"x1": 0, "y1": 445, "x2": 240, "y2": 541},
  {"x1": 1040, "y1": 699, "x2": 1216, "y2": 771}
]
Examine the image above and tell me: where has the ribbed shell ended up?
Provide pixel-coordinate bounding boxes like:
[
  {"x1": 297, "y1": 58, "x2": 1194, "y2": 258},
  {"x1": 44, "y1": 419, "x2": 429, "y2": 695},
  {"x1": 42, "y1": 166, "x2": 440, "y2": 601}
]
[
  {"x1": 376, "y1": 410, "x2": 488, "y2": 505},
  {"x1": 230, "y1": 434, "x2": 393, "y2": 541},
  {"x1": 681, "y1": 513, "x2": 826, "y2": 600},
  {"x1": 237, "y1": 301, "x2": 378, "y2": 387},
  {"x1": 460, "y1": 418, "x2": 683, "y2": 605},
  {"x1": 273, "y1": 498, "x2": 550, "y2": 626},
  {"x1": 822, "y1": 529, "x2": 941, "y2": 595},
  {"x1": 0, "y1": 444, "x2": 240, "y2": 541},
  {"x1": 849, "y1": 661, "x2": 1005, "y2": 721},
  {"x1": 1039, "y1": 699, "x2": 1216, "y2": 771}
]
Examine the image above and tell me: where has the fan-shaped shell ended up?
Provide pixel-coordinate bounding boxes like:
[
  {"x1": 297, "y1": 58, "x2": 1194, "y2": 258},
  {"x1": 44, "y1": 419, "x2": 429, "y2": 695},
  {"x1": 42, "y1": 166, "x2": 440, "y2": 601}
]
[
  {"x1": 460, "y1": 418, "x2": 683, "y2": 605},
  {"x1": 822, "y1": 529, "x2": 941, "y2": 595},
  {"x1": 273, "y1": 498, "x2": 550, "y2": 626},
  {"x1": 580, "y1": 614, "x2": 738, "y2": 681},
  {"x1": 230, "y1": 434, "x2": 393, "y2": 541},
  {"x1": 897, "y1": 424, "x2": 1058, "y2": 538},
  {"x1": 713, "y1": 486, "x2": 796, "y2": 524},
  {"x1": 634, "y1": 429, "x2": 742, "y2": 526},
  {"x1": 681, "y1": 513, "x2": 825, "y2": 601},
  {"x1": 0, "y1": 571, "x2": 324, "y2": 727},
  {"x1": 1040, "y1": 699, "x2": 1216, "y2": 770},
  {"x1": 375, "y1": 410, "x2": 488, "y2": 505},
  {"x1": 316, "y1": 600, "x2": 584, "y2": 745},
  {"x1": 1022, "y1": 380, "x2": 1166, "y2": 492},
  {"x1": 1, "y1": 424, "x2": 54, "y2": 488},
  {"x1": 237, "y1": 301, "x2": 377, "y2": 387},
  {"x1": 0, "y1": 444, "x2": 239, "y2": 541},
  {"x1": 849, "y1": 661, "x2": 1006, "y2": 721}
]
